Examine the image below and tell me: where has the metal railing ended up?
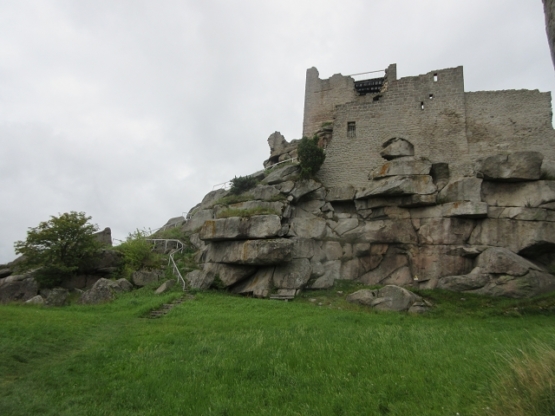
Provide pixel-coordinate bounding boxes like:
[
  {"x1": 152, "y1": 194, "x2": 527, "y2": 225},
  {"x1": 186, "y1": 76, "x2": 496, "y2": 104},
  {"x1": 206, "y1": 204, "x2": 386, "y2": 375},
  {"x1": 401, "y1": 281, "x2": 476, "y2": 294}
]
[{"x1": 145, "y1": 238, "x2": 187, "y2": 290}]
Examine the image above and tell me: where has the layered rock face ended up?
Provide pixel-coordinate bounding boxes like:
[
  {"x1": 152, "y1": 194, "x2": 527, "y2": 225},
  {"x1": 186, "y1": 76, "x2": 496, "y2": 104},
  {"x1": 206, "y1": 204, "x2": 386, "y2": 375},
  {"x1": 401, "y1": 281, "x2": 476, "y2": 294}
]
[{"x1": 180, "y1": 141, "x2": 555, "y2": 299}]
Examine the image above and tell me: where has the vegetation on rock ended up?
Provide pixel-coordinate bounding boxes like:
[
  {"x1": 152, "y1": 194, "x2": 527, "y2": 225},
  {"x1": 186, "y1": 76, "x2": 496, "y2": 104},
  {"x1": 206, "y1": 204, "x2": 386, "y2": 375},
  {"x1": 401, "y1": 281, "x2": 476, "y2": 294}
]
[
  {"x1": 229, "y1": 175, "x2": 258, "y2": 195},
  {"x1": 13, "y1": 211, "x2": 102, "y2": 288},
  {"x1": 115, "y1": 230, "x2": 162, "y2": 278},
  {"x1": 298, "y1": 135, "x2": 325, "y2": 179}
]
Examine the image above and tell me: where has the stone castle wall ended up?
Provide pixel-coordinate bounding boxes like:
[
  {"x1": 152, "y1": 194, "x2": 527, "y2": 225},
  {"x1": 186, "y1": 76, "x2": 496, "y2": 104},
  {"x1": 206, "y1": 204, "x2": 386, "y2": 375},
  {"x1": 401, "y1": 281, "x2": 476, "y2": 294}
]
[
  {"x1": 465, "y1": 90, "x2": 555, "y2": 158},
  {"x1": 304, "y1": 64, "x2": 555, "y2": 189},
  {"x1": 316, "y1": 66, "x2": 469, "y2": 188}
]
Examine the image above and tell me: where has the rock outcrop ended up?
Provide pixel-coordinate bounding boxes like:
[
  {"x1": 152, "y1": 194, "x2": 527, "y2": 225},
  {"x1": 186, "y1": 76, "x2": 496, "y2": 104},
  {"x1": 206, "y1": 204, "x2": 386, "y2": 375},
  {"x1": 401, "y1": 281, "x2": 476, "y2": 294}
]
[{"x1": 172, "y1": 142, "x2": 555, "y2": 299}]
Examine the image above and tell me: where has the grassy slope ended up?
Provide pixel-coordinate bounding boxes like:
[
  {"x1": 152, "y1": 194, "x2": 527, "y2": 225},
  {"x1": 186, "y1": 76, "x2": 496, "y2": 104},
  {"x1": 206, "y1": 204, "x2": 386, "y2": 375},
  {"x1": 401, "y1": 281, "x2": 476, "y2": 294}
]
[{"x1": 1, "y1": 285, "x2": 555, "y2": 416}]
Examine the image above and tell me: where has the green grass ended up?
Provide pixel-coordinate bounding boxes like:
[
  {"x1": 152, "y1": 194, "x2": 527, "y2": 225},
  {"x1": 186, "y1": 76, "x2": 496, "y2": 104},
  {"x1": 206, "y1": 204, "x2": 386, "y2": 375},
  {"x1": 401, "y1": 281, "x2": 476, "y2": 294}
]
[{"x1": 1, "y1": 285, "x2": 555, "y2": 415}]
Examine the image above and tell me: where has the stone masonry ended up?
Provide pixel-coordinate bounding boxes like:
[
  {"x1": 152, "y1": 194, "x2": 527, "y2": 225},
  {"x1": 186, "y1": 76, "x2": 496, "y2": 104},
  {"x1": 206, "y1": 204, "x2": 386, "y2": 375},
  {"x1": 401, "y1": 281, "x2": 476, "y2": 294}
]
[{"x1": 303, "y1": 65, "x2": 555, "y2": 189}]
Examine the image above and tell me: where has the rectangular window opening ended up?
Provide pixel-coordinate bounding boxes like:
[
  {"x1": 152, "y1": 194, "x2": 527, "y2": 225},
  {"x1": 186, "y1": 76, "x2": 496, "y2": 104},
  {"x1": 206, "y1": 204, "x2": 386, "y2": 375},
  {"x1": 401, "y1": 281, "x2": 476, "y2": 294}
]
[
  {"x1": 347, "y1": 122, "x2": 356, "y2": 138},
  {"x1": 433, "y1": 73, "x2": 438, "y2": 82}
]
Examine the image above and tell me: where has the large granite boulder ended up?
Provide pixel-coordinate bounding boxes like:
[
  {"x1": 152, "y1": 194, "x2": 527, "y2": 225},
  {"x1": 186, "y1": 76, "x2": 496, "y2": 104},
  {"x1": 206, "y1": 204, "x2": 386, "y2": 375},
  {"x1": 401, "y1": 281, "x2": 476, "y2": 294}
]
[
  {"x1": 0, "y1": 274, "x2": 39, "y2": 303},
  {"x1": 272, "y1": 258, "x2": 312, "y2": 289},
  {"x1": 185, "y1": 269, "x2": 215, "y2": 290},
  {"x1": 438, "y1": 178, "x2": 483, "y2": 203},
  {"x1": 380, "y1": 138, "x2": 414, "y2": 160},
  {"x1": 79, "y1": 278, "x2": 125, "y2": 304},
  {"x1": 231, "y1": 267, "x2": 274, "y2": 298},
  {"x1": 131, "y1": 270, "x2": 164, "y2": 287},
  {"x1": 183, "y1": 209, "x2": 215, "y2": 233},
  {"x1": 356, "y1": 175, "x2": 436, "y2": 199},
  {"x1": 203, "y1": 263, "x2": 256, "y2": 287},
  {"x1": 346, "y1": 285, "x2": 425, "y2": 312},
  {"x1": 206, "y1": 239, "x2": 294, "y2": 265},
  {"x1": 263, "y1": 164, "x2": 300, "y2": 185},
  {"x1": 481, "y1": 181, "x2": 555, "y2": 208},
  {"x1": 199, "y1": 215, "x2": 282, "y2": 241},
  {"x1": 370, "y1": 157, "x2": 432, "y2": 179},
  {"x1": 438, "y1": 247, "x2": 555, "y2": 298},
  {"x1": 480, "y1": 151, "x2": 543, "y2": 182}
]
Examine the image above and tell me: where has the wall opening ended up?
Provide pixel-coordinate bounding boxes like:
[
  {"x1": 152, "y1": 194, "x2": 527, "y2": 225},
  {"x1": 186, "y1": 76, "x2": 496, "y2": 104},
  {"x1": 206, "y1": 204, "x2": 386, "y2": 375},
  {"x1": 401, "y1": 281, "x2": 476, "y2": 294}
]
[
  {"x1": 420, "y1": 102, "x2": 425, "y2": 110},
  {"x1": 347, "y1": 122, "x2": 356, "y2": 138},
  {"x1": 429, "y1": 94, "x2": 434, "y2": 100},
  {"x1": 433, "y1": 73, "x2": 438, "y2": 82}
]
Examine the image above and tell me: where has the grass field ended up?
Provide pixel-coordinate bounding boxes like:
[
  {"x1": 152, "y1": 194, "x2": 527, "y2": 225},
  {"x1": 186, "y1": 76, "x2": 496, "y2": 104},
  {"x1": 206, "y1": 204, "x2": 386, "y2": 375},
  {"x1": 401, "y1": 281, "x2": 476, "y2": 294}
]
[{"x1": 1, "y1": 282, "x2": 555, "y2": 416}]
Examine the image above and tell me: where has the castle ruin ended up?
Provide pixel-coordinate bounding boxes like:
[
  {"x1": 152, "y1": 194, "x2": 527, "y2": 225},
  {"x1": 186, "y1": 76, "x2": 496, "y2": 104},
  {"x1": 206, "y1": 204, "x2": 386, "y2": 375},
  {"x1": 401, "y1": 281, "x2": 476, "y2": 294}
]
[{"x1": 302, "y1": 64, "x2": 555, "y2": 188}]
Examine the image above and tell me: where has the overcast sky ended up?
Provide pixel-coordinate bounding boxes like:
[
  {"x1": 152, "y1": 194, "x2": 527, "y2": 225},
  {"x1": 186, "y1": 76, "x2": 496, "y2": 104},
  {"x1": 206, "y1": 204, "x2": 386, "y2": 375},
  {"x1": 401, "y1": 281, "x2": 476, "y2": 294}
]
[{"x1": 1, "y1": 0, "x2": 554, "y2": 263}]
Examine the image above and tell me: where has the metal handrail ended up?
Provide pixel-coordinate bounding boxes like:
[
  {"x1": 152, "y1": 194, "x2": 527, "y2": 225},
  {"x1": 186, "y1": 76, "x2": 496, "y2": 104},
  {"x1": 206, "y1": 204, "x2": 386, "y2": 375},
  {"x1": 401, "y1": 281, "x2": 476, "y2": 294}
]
[
  {"x1": 347, "y1": 69, "x2": 386, "y2": 77},
  {"x1": 145, "y1": 238, "x2": 187, "y2": 290}
]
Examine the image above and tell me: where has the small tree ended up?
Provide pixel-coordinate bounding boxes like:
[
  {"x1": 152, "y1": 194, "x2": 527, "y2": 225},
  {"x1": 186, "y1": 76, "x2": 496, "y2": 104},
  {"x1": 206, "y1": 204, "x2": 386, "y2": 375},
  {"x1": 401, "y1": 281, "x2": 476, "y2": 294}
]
[
  {"x1": 297, "y1": 135, "x2": 326, "y2": 179},
  {"x1": 14, "y1": 212, "x2": 101, "y2": 287}
]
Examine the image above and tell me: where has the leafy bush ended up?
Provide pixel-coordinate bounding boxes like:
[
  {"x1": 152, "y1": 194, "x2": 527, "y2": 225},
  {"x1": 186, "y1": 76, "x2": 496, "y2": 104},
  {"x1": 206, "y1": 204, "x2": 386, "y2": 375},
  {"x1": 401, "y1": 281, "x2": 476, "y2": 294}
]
[
  {"x1": 13, "y1": 212, "x2": 101, "y2": 288},
  {"x1": 152, "y1": 226, "x2": 188, "y2": 242},
  {"x1": 229, "y1": 175, "x2": 258, "y2": 195},
  {"x1": 115, "y1": 230, "x2": 161, "y2": 278},
  {"x1": 297, "y1": 135, "x2": 325, "y2": 179}
]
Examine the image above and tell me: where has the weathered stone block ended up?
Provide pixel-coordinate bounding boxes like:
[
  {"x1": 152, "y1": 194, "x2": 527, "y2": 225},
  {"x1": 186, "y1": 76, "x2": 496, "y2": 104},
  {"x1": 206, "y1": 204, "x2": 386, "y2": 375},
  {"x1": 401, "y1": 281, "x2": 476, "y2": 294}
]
[
  {"x1": 206, "y1": 239, "x2": 294, "y2": 265},
  {"x1": 290, "y1": 179, "x2": 323, "y2": 201},
  {"x1": 438, "y1": 178, "x2": 482, "y2": 203},
  {"x1": 413, "y1": 218, "x2": 476, "y2": 245},
  {"x1": 199, "y1": 215, "x2": 282, "y2": 241},
  {"x1": 250, "y1": 185, "x2": 281, "y2": 201},
  {"x1": 343, "y1": 219, "x2": 418, "y2": 244},
  {"x1": 326, "y1": 186, "x2": 356, "y2": 201},
  {"x1": 231, "y1": 267, "x2": 274, "y2": 298},
  {"x1": 263, "y1": 164, "x2": 300, "y2": 185},
  {"x1": 356, "y1": 175, "x2": 436, "y2": 199},
  {"x1": 438, "y1": 248, "x2": 555, "y2": 298},
  {"x1": 469, "y1": 218, "x2": 555, "y2": 254},
  {"x1": 185, "y1": 269, "x2": 215, "y2": 290},
  {"x1": 481, "y1": 180, "x2": 555, "y2": 207},
  {"x1": 370, "y1": 157, "x2": 432, "y2": 179},
  {"x1": 289, "y1": 217, "x2": 327, "y2": 239},
  {"x1": 203, "y1": 263, "x2": 256, "y2": 287},
  {"x1": 380, "y1": 138, "x2": 414, "y2": 160},
  {"x1": 487, "y1": 207, "x2": 555, "y2": 222},
  {"x1": 411, "y1": 245, "x2": 474, "y2": 286},
  {"x1": 273, "y1": 258, "x2": 312, "y2": 289},
  {"x1": 310, "y1": 260, "x2": 340, "y2": 289},
  {"x1": 183, "y1": 209, "x2": 214, "y2": 233},
  {"x1": 480, "y1": 151, "x2": 543, "y2": 182}
]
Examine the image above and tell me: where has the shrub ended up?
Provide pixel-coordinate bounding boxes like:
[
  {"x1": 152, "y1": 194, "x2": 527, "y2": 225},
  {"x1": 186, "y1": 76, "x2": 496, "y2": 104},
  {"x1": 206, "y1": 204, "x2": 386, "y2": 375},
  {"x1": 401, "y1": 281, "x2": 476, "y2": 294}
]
[
  {"x1": 115, "y1": 230, "x2": 161, "y2": 278},
  {"x1": 14, "y1": 212, "x2": 101, "y2": 288},
  {"x1": 479, "y1": 342, "x2": 555, "y2": 416},
  {"x1": 297, "y1": 135, "x2": 325, "y2": 179},
  {"x1": 229, "y1": 175, "x2": 258, "y2": 195}
]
